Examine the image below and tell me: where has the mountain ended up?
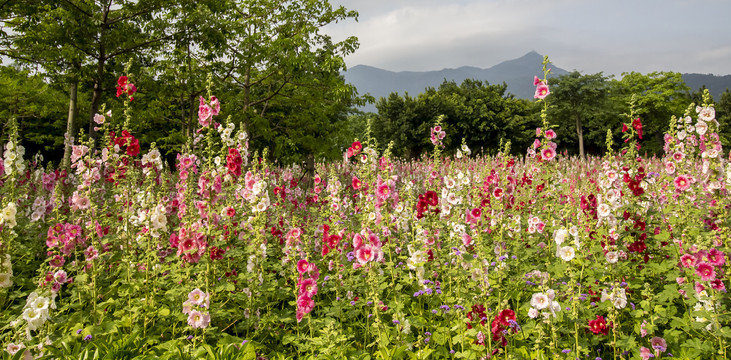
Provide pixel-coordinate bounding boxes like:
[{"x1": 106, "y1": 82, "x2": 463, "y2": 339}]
[
  {"x1": 344, "y1": 51, "x2": 731, "y2": 113},
  {"x1": 681, "y1": 73, "x2": 731, "y2": 100},
  {"x1": 344, "y1": 51, "x2": 569, "y2": 112}
]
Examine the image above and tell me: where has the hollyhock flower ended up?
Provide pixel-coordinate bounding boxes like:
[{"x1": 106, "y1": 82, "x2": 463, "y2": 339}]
[
  {"x1": 640, "y1": 347, "x2": 654, "y2": 360},
  {"x1": 530, "y1": 292, "x2": 550, "y2": 310},
  {"x1": 588, "y1": 315, "x2": 608, "y2": 335},
  {"x1": 697, "y1": 106, "x2": 715, "y2": 121},
  {"x1": 632, "y1": 118, "x2": 643, "y2": 139},
  {"x1": 470, "y1": 208, "x2": 482, "y2": 218},
  {"x1": 296, "y1": 259, "x2": 309, "y2": 274},
  {"x1": 680, "y1": 253, "x2": 697, "y2": 268},
  {"x1": 355, "y1": 245, "x2": 375, "y2": 265},
  {"x1": 351, "y1": 176, "x2": 361, "y2": 190},
  {"x1": 707, "y1": 249, "x2": 725, "y2": 267},
  {"x1": 710, "y1": 279, "x2": 726, "y2": 292},
  {"x1": 541, "y1": 147, "x2": 556, "y2": 161},
  {"x1": 695, "y1": 121, "x2": 708, "y2": 136},
  {"x1": 299, "y1": 278, "x2": 318, "y2": 298},
  {"x1": 187, "y1": 310, "x2": 210, "y2": 328},
  {"x1": 544, "y1": 129, "x2": 556, "y2": 140},
  {"x1": 695, "y1": 262, "x2": 715, "y2": 281},
  {"x1": 558, "y1": 246, "x2": 575, "y2": 261},
  {"x1": 297, "y1": 295, "x2": 315, "y2": 314},
  {"x1": 553, "y1": 228, "x2": 568, "y2": 245},
  {"x1": 351, "y1": 141, "x2": 362, "y2": 154},
  {"x1": 493, "y1": 187, "x2": 504, "y2": 199},
  {"x1": 650, "y1": 337, "x2": 667, "y2": 354},
  {"x1": 198, "y1": 103, "x2": 212, "y2": 127},
  {"x1": 534, "y1": 81, "x2": 550, "y2": 99},
  {"x1": 597, "y1": 203, "x2": 611, "y2": 218},
  {"x1": 674, "y1": 175, "x2": 691, "y2": 192},
  {"x1": 606, "y1": 251, "x2": 619, "y2": 264},
  {"x1": 188, "y1": 288, "x2": 208, "y2": 306},
  {"x1": 210, "y1": 96, "x2": 220, "y2": 116},
  {"x1": 6, "y1": 343, "x2": 24, "y2": 356}
]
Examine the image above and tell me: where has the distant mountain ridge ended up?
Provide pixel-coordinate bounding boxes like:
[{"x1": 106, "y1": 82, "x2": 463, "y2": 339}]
[{"x1": 343, "y1": 51, "x2": 731, "y2": 112}]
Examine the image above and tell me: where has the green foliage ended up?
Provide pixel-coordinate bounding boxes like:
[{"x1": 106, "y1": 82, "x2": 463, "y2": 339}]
[
  {"x1": 373, "y1": 80, "x2": 535, "y2": 158},
  {"x1": 612, "y1": 72, "x2": 690, "y2": 155},
  {"x1": 548, "y1": 71, "x2": 616, "y2": 157}
]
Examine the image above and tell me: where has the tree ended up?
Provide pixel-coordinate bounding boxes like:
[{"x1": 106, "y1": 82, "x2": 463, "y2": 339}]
[
  {"x1": 716, "y1": 89, "x2": 731, "y2": 149},
  {"x1": 612, "y1": 72, "x2": 690, "y2": 155},
  {"x1": 217, "y1": 0, "x2": 362, "y2": 163},
  {"x1": 549, "y1": 71, "x2": 612, "y2": 158},
  {"x1": 0, "y1": 66, "x2": 69, "y2": 163},
  {"x1": 373, "y1": 80, "x2": 534, "y2": 158}
]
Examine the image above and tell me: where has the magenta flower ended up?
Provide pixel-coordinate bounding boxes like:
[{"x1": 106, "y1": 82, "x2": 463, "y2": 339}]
[
  {"x1": 296, "y1": 259, "x2": 309, "y2": 274},
  {"x1": 541, "y1": 148, "x2": 556, "y2": 161},
  {"x1": 707, "y1": 249, "x2": 725, "y2": 267},
  {"x1": 674, "y1": 175, "x2": 690, "y2": 192},
  {"x1": 695, "y1": 262, "x2": 715, "y2": 281},
  {"x1": 680, "y1": 254, "x2": 697, "y2": 268}
]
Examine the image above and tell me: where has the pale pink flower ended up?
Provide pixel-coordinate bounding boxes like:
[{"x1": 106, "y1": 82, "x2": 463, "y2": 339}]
[
  {"x1": 188, "y1": 288, "x2": 208, "y2": 306},
  {"x1": 187, "y1": 310, "x2": 210, "y2": 328}
]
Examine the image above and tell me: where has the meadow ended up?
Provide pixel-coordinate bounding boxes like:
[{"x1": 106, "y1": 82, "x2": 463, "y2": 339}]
[{"x1": 0, "y1": 74, "x2": 729, "y2": 360}]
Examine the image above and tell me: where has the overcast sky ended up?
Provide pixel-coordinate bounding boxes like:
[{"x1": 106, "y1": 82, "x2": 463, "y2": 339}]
[{"x1": 323, "y1": 0, "x2": 731, "y2": 76}]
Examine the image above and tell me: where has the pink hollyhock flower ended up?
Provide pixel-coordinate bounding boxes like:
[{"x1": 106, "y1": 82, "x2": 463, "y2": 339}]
[
  {"x1": 541, "y1": 148, "x2": 556, "y2": 161},
  {"x1": 695, "y1": 282, "x2": 705, "y2": 294},
  {"x1": 544, "y1": 129, "x2": 556, "y2": 140},
  {"x1": 198, "y1": 104, "x2": 212, "y2": 127},
  {"x1": 299, "y1": 278, "x2": 318, "y2": 298},
  {"x1": 533, "y1": 76, "x2": 542, "y2": 86},
  {"x1": 680, "y1": 253, "x2": 697, "y2": 268},
  {"x1": 377, "y1": 184, "x2": 390, "y2": 198},
  {"x1": 650, "y1": 337, "x2": 667, "y2": 354},
  {"x1": 297, "y1": 295, "x2": 315, "y2": 314},
  {"x1": 470, "y1": 208, "x2": 482, "y2": 218},
  {"x1": 707, "y1": 248, "x2": 725, "y2": 267},
  {"x1": 352, "y1": 176, "x2": 361, "y2": 190},
  {"x1": 710, "y1": 279, "x2": 726, "y2": 292},
  {"x1": 296, "y1": 259, "x2": 309, "y2": 274},
  {"x1": 674, "y1": 175, "x2": 690, "y2": 192},
  {"x1": 188, "y1": 288, "x2": 208, "y2": 306},
  {"x1": 54, "y1": 270, "x2": 68, "y2": 283},
  {"x1": 640, "y1": 346, "x2": 653, "y2": 360},
  {"x1": 187, "y1": 310, "x2": 210, "y2": 328},
  {"x1": 210, "y1": 96, "x2": 220, "y2": 116},
  {"x1": 534, "y1": 82, "x2": 550, "y2": 99},
  {"x1": 355, "y1": 244, "x2": 375, "y2": 265},
  {"x1": 695, "y1": 262, "x2": 715, "y2": 281}
]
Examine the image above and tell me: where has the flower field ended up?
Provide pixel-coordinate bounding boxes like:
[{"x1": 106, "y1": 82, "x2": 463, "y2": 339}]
[{"x1": 1, "y1": 74, "x2": 730, "y2": 360}]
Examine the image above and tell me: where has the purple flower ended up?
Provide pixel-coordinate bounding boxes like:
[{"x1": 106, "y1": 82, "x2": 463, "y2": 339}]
[
  {"x1": 393, "y1": 320, "x2": 400, "y2": 324},
  {"x1": 84, "y1": 335, "x2": 93, "y2": 341},
  {"x1": 562, "y1": 349, "x2": 570, "y2": 354},
  {"x1": 76, "y1": 329, "x2": 82, "y2": 334}
]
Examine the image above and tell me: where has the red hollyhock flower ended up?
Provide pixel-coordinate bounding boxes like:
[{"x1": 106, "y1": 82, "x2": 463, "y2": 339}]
[
  {"x1": 588, "y1": 315, "x2": 608, "y2": 335},
  {"x1": 632, "y1": 118, "x2": 643, "y2": 139}
]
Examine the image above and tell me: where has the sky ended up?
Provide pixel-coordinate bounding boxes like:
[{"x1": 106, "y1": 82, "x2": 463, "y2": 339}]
[{"x1": 323, "y1": 0, "x2": 731, "y2": 76}]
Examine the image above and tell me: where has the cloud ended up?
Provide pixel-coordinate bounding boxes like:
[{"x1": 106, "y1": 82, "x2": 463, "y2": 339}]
[{"x1": 324, "y1": 0, "x2": 731, "y2": 75}]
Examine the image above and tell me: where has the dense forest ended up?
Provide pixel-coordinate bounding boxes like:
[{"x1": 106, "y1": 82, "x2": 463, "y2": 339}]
[{"x1": 1, "y1": 1, "x2": 730, "y2": 167}]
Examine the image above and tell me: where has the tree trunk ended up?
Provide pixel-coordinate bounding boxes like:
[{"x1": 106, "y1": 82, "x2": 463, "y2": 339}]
[
  {"x1": 576, "y1": 114, "x2": 585, "y2": 159},
  {"x1": 62, "y1": 74, "x2": 79, "y2": 169},
  {"x1": 88, "y1": 54, "x2": 105, "y2": 140}
]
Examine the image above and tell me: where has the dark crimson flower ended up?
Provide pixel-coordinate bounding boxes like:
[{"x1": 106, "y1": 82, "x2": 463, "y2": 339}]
[{"x1": 588, "y1": 315, "x2": 608, "y2": 335}]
